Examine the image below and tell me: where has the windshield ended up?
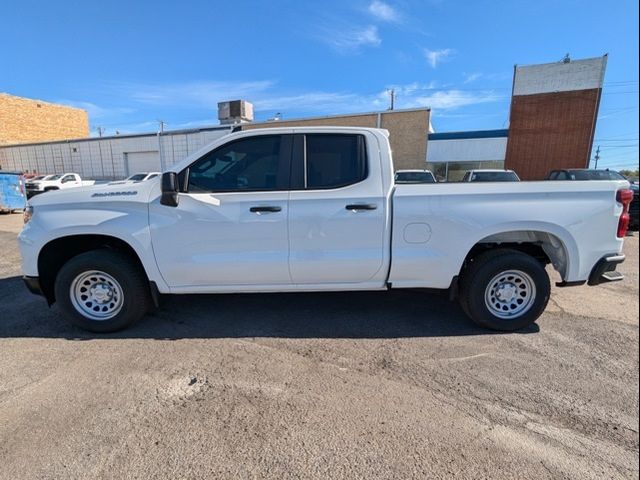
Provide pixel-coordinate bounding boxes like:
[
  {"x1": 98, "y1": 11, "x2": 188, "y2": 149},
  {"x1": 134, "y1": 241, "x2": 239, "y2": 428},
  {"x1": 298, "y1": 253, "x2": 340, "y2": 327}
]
[
  {"x1": 395, "y1": 171, "x2": 436, "y2": 183},
  {"x1": 47, "y1": 175, "x2": 62, "y2": 180},
  {"x1": 127, "y1": 174, "x2": 147, "y2": 181},
  {"x1": 470, "y1": 171, "x2": 519, "y2": 182}
]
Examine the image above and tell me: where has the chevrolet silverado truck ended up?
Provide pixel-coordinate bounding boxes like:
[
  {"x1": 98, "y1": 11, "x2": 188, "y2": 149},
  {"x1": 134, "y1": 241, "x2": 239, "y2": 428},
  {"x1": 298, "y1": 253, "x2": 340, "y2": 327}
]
[
  {"x1": 25, "y1": 173, "x2": 95, "y2": 198},
  {"x1": 19, "y1": 127, "x2": 633, "y2": 333}
]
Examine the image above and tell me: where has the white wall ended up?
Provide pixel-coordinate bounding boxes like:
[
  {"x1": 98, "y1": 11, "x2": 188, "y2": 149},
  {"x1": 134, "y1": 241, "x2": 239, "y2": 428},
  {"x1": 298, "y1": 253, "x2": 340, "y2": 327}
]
[
  {"x1": 0, "y1": 128, "x2": 231, "y2": 179},
  {"x1": 513, "y1": 56, "x2": 607, "y2": 96},
  {"x1": 427, "y1": 137, "x2": 508, "y2": 163}
]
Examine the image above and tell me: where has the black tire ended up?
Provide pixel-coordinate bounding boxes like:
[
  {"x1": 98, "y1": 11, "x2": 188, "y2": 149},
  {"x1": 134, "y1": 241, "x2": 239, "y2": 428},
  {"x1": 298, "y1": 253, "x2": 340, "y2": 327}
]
[
  {"x1": 54, "y1": 249, "x2": 151, "y2": 333},
  {"x1": 459, "y1": 249, "x2": 550, "y2": 331}
]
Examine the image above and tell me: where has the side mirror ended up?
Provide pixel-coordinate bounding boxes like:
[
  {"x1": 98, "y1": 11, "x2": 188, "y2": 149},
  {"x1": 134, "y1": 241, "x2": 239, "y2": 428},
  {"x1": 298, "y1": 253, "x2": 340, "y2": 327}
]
[{"x1": 160, "y1": 172, "x2": 179, "y2": 207}]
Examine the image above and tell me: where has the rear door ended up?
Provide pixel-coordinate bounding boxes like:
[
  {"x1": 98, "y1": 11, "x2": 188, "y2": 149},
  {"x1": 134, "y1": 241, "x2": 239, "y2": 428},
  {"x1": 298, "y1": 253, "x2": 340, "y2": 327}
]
[{"x1": 288, "y1": 132, "x2": 387, "y2": 285}]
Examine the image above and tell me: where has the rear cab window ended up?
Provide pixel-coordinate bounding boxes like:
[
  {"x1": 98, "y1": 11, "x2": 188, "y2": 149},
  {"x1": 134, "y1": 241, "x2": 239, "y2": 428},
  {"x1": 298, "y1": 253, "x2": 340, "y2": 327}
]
[{"x1": 293, "y1": 133, "x2": 367, "y2": 190}]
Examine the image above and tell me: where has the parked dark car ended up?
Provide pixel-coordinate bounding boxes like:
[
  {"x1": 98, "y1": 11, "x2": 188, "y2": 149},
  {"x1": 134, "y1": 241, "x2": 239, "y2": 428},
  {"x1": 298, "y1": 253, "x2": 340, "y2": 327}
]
[
  {"x1": 629, "y1": 183, "x2": 639, "y2": 231},
  {"x1": 394, "y1": 169, "x2": 437, "y2": 184},
  {"x1": 547, "y1": 169, "x2": 627, "y2": 181}
]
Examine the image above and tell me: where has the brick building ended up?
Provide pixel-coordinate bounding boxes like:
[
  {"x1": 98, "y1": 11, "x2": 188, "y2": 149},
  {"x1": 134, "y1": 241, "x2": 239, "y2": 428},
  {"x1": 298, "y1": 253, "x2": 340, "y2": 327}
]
[
  {"x1": 0, "y1": 93, "x2": 89, "y2": 145},
  {"x1": 504, "y1": 55, "x2": 607, "y2": 180}
]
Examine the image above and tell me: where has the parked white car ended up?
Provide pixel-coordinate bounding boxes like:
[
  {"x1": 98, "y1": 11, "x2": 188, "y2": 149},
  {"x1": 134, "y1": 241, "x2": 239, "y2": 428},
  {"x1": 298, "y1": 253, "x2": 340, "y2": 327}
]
[
  {"x1": 110, "y1": 172, "x2": 161, "y2": 185},
  {"x1": 25, "y1": 173, "x2": 95, "y2": 198},
  {"x1": 19, "y1": 127, "x2": 633, "y2": 333}
]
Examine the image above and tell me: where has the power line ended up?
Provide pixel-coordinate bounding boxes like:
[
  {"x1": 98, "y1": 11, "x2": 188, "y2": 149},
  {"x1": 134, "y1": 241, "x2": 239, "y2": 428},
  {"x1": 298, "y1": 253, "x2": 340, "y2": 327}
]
[{"x1": 598, "y1": 145, "x2": 638, "y2": 148}]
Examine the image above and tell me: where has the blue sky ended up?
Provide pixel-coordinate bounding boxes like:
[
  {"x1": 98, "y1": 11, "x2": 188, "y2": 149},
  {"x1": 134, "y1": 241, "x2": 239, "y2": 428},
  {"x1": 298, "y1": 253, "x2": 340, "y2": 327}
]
[{"x1": 1, "y1": 0, "x2": 638, "y2": 169}]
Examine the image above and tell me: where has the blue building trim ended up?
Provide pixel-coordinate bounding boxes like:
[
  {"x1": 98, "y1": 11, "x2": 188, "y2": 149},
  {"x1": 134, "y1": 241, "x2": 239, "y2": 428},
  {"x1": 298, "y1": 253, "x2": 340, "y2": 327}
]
[{"x1": 428, "y1": 129, "x2": 509, "y2": 141}]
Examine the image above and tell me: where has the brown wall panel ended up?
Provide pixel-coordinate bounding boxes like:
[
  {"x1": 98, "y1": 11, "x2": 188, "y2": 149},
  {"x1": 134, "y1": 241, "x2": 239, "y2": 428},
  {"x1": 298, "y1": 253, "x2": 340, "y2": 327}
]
[{"x1": 505, "y1": 89, "x2": 600, "y2": 180}]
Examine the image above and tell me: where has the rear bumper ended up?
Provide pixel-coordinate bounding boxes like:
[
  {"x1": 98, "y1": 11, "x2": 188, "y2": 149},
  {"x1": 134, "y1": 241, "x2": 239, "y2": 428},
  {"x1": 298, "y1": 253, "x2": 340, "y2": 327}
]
[
  {"x1": 588, "y1": 254, "x2": 625, "y2": 286},
  {"x1": 23, "y1": 276, "x2": 44, "y2": 296}
]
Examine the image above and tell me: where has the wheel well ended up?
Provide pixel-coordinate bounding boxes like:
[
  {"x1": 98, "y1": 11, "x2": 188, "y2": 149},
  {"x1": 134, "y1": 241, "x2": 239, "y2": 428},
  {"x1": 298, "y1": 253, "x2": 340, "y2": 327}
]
[
  {"x1": 38, "y1": 234, "x2": 147, "y2": 304},
  {"x1": 461, "y1": 231, "x2": 569, "y2": 279}
]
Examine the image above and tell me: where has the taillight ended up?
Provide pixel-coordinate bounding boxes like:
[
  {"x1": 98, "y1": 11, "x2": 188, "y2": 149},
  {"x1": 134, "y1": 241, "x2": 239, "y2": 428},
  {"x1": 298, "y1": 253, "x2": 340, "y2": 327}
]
[{"x1": 616, "y1": 189, "x2": 633, "y2": 238}]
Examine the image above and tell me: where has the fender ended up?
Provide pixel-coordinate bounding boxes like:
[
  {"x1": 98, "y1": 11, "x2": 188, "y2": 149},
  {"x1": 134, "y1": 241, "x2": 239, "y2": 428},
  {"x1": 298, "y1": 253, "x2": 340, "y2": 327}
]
[{"x1": 19, "y1": 182, "x2": 170, "y2": 293}]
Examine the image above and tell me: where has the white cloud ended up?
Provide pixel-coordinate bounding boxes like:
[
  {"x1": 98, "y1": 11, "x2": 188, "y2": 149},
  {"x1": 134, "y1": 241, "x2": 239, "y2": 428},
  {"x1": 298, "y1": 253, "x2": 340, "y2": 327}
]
[
  {"x1": 113, "y1": 80, "x2": 275, "y2": 108},
  {"x1": 315, "y1": 22, "x2": 381, "y2": 53},
  {"x1": 463, "y1": 72, "x2": 482, "y2": 84},
  {"x1": 424, "y1": 48, "x2": 455, "y2": 68},
  {"x1": 381, "y1": 83, "x2": 499, "y2": 110},
  {"x1": 55, "y1": 99, "x2": 135, "y2": 119},
  {"x1": 70, "y1": 79, "x2": 500, "y2": 133},
  {"x1": 368, "y1": 1, "x2": 401, "y2": 22},
  {"x1": 410, "y1": 89, "x2": 498, "y2": 109}
]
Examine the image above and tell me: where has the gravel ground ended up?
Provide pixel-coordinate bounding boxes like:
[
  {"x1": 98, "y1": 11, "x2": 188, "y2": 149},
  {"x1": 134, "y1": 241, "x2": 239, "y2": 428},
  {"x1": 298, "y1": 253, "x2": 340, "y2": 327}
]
[{"x1": 0, "y1": 213, "x2": 638, "y2": 479}]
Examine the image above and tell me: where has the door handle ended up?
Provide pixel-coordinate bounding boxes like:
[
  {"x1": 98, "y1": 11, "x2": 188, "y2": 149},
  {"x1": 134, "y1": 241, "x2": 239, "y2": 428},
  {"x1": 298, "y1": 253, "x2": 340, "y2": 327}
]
[
  {"x1": 250, "y1": 206, "x2": 282, "y2": 213},
  {"x1": 345, "y1": 203, "x2": 377, "y2": 211}
]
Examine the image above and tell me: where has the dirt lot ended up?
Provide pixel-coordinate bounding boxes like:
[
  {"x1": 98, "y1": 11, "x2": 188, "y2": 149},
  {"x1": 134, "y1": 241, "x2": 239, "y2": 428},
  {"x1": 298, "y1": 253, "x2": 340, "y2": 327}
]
[{"x1": 0, "y1": 213, "x2": 638, "y2": 479}]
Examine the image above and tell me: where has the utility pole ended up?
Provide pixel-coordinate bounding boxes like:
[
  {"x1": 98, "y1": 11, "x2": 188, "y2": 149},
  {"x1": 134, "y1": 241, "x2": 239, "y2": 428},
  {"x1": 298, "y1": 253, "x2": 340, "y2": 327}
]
[
  {"x1": 594, "y1": 145, "x2": 600, "y2": 169},
  {"x1": 157, "y1": 119, "x2": 166, "y2": 133},
  {"x1": 96, "y1": 126, "x2": 105, "y2": 137},
  {"x1": 387, "y1": 88, "x2": 395, "y2": 110}
]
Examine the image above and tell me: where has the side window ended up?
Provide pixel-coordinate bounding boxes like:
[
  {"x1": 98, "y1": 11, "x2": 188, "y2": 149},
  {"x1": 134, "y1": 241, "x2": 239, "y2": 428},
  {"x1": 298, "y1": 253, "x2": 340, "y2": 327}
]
[
  {"x1": 305, "y1": 134, "x2": 367, "y2": 189},
  {"x1": 186, "y1": 135, "x2": 289, "y2": 193},
  {"x1": 62, "y1": 175, "x2": 75, "y2": 183}
]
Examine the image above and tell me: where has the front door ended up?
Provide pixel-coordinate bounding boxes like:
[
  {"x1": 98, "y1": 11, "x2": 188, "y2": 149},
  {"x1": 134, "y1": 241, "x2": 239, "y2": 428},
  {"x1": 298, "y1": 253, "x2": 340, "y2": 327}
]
[{"x1": 149, "y1": 134, "x2": 293, "y2": 288}]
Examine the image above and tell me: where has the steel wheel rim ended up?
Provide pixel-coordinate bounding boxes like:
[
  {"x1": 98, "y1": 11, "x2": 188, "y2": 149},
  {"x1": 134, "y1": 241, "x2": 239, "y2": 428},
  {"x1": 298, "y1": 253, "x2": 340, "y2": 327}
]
[
  {"x1": 70, "y1": 270, "x2": 124, "y2": 321},
  {"x1": 484, "y1": 269, "x2": 536, "y2": 319}
]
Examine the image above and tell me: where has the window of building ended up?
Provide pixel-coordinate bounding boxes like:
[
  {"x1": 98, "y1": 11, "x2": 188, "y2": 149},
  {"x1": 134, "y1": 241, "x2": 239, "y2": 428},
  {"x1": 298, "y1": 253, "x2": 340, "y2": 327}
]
[{"x1": 305, "y1": 134, "x2": 367, "y2": 189}]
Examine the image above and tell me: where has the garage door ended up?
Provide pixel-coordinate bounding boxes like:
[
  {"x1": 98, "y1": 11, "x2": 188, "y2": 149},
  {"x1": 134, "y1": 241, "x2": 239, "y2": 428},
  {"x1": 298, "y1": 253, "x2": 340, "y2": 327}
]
[{"x1": 125, "y1": 151, "x2": 161, "y2": 175}]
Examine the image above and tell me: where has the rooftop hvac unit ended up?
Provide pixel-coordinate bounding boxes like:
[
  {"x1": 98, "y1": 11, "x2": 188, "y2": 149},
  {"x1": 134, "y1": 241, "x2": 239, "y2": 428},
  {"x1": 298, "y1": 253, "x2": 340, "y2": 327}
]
[{"x1": 218, "y1": 100, "x2": 254, "y2": 125}]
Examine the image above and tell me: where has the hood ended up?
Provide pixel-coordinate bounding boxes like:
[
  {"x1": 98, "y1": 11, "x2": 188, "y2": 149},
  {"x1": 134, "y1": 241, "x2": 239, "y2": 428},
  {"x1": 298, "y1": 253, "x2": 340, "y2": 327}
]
[{"x1": 28, "y1": 178, "x2": 159, "y2": 207}]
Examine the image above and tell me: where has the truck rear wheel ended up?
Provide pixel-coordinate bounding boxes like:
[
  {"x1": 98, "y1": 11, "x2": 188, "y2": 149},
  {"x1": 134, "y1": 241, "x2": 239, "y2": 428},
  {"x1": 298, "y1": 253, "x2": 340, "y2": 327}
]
[
  {"x1": 459, "y1": 249, "x2": 550, "y2": 331},
  {"x1": 54, "y1": 249, "x2": 151, "y2": 332}
]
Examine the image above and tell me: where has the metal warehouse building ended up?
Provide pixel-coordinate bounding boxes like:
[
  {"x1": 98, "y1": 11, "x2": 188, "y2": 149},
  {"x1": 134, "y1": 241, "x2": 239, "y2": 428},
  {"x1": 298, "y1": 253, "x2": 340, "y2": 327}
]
[{"x1": 0, "y1": 126, "x2": 231, "y2": 180}]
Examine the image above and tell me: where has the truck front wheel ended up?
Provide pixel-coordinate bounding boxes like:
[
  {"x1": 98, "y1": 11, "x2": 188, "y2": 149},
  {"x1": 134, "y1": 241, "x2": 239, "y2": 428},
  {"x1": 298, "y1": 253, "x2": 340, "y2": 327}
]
[
  {"x1": 54, "y1": 249, "x2": 151, "y2": 332},
  {"x1": 459, "y1": 249, "x2": 550, "y2": 331}
]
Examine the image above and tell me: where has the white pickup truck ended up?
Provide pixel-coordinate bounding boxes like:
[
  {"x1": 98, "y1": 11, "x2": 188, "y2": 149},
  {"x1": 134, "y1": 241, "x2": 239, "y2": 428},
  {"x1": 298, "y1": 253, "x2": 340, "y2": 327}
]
[
  {"x1": 25, "y1": 173, "x2": 95, "y2": 198},
  {"x1": 19, "y1": 127, "x2": 633, "y2": 333}
]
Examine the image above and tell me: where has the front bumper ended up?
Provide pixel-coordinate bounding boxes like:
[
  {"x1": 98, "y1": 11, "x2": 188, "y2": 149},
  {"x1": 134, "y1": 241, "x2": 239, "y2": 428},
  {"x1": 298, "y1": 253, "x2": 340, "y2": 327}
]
[
  {"x1": 23, "y1": 276, "x2": 44, "y2": 296},
  {"x1": 588, "y1": 254, "x2": 625, "y2": 286}
]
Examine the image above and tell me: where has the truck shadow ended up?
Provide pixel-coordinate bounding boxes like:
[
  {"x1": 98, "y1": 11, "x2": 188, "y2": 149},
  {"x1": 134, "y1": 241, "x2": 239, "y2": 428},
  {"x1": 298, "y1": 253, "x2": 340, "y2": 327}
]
[{"x1": 0, "y1": 276, "x2": 539, "y2": 339}]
